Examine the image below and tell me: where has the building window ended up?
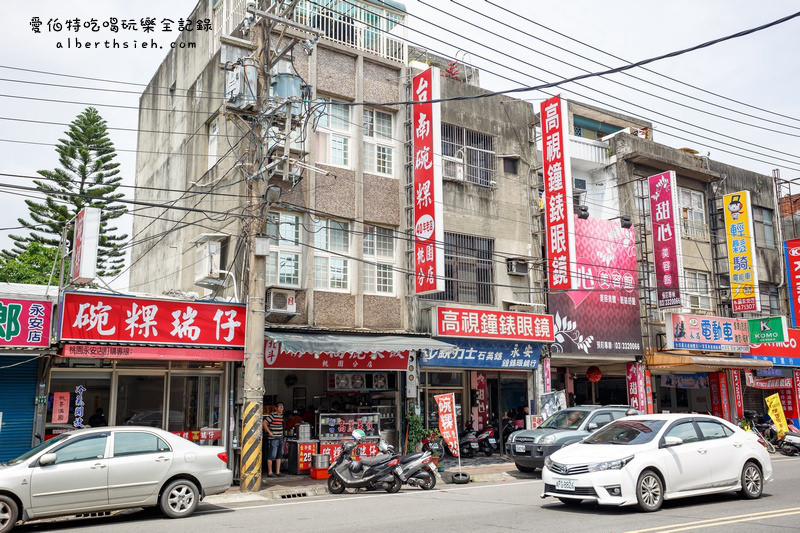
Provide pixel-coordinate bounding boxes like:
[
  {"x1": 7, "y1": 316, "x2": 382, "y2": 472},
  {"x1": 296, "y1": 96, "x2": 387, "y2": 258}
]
[
  {"x1": 363, "y1": 109, "x2": 394, "y2": 175},
  {"x1": 502, "y1": 157, "x2": 519, "y2": 175},
  {"x1": 207, "y1": 116, "x2": 219, "y2": 171},
  {"x1": 315, "y1": 99, "x2": 351, "y2": 168},
  {"x1": 441, "y1": 123, "x2": 496, "y2": 187},
  {"x1": 313, "y1": 218, "x2": 350, "y2": 291},
  {"x1": 423, "y1": 232, "x2": 494, "y2": 304},
  {"x1": 683, "y1": 269, "x2": 712, "y2": 311},
  {"x1": 678, "y1": 187, "x2": 708, "y2": 240},
  {"x1": 266, "y1": 213, "x2": 301, "y2": 287},
  {"x1": 760, "y1": 284, "x2": 781, "y2": 314},
  {"x1": 363, "y1": 225, "x2": 395, "y2": 294},
  {"x1": 753, "y1": 206, "x2": 776, "y2": 248}
]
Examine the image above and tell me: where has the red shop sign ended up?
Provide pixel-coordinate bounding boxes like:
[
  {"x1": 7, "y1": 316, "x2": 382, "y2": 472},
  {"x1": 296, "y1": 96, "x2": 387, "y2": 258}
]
[
  {"x1": 62, "y1": 344, "x2": 243, "y2": 362},
  {"x1": 60, "y1": 292, "x2": 246, "y2": 348},
  {"x1": 264, "y1": 339, "x2": 409, "y2": 370},
  {"x1": 434, "y1": 306, "x2": 554, "y2": 342},
  {"x1": 173, "y1": 429, "x2": 222, "y2": 441}
]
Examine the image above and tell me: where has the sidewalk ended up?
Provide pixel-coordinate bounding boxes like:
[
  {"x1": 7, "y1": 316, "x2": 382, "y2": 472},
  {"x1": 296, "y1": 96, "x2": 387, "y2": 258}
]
[{"x1": 206, "y1": 458, "x2": 533, "y2": 505}]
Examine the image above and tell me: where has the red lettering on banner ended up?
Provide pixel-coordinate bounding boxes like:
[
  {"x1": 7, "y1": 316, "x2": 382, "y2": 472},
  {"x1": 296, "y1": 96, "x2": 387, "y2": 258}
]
[
  {"x1": 540, "y1": 95, "x2": 576, "y2": 291},
  {"x1": 413, "y1": 67, "x2": 444, "y2": 295},
  {"x1": 434, "y1": 392, "x2": 459, "y2": 457},
  {"x1": 435, "y1": 306, "x2": 554, "y2": 342}
]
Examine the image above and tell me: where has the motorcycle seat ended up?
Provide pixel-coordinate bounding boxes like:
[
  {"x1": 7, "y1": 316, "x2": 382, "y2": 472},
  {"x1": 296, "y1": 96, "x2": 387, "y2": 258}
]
[
  {"x1": 360, "y1": 455, "x2": 391, "y2": 467},
  {"x1": 784, "y1": 431, "x2": 800, "y2": 438},
  {"x1": 400, "y1": 452, "x2": 425, "y2": 464}
]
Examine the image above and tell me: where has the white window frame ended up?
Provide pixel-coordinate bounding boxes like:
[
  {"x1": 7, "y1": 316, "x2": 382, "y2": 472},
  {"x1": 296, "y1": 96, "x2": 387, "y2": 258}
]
[
  {"x1": 753, "y1": 206, "x2": 776, "y2": 249},
  {"x1": 363, "y1": 109, "x2": 394, "y2": 176},
  {"x1": 363, "y1": 225, "x2": 396, "y2": 295},
  {"x1": 683, "y1": 269, "x2": 712, "y2": 311},
  {"x1": 265, "y1": 212, "x2": 301, "y2": 288},
  {"x1": 678, "y1": 187, "x2": 708, "y2": 240},
  {"x1": 313, "y1": 218, "x2": 351, "y2": 292},
  {"x1": 315, "y1": 98, "x2": 352, "y2": 169}
]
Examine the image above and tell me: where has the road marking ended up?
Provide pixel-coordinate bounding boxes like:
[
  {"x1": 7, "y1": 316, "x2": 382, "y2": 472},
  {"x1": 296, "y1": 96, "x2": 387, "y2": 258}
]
[
  {"x1": 199, "y1": 478, "x2": 542, "y2": 513},
  {"x1": 626, "y1": 506, "x2": 800, "y2": 533}
]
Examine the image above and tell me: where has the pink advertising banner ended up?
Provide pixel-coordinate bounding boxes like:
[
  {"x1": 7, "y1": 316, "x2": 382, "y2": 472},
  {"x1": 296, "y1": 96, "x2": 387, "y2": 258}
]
[
  {"x1": 412, "y1": 67, "x2": 445, "y2": 295},
  {"x1": 541, "y1": 95, "x2": 577, "y2": 291},
  {"x1": 648, "y1": 171, "x2": 683, "y2": 308},
  {"x1": 626, "y1": 362, "x2": 647, "y2": 412},
  {"x1": 666, "y1": 313, "x2": 749, "y2": 353},
  {"x1": 785, "y1": 239, "x2": 800, "y2": 328},
  {"x1": 549, "y1": 216, "x2": 642, "y2": 355},
  {"x1": 0, "y1": 298, "x2": 52, "y2": 348}
]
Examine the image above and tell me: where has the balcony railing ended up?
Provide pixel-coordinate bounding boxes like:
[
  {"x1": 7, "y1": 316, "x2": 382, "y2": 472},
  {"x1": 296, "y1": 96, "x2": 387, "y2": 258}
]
[
  {"x1": 535, "y1": 134, "x2": 610, "y2": 167},
  {"x1": 680, "y1": 218, "x2": 710, "y2": 241}
]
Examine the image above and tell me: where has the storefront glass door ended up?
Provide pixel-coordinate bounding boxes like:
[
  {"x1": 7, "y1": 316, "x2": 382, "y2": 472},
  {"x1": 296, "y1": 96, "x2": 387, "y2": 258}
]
[
  {"x1": 115, "y1": 374, "x2": 166, "y2": 427},
  {"x1": 168, "y1": 374, "x2": 221, "y2": 434}
]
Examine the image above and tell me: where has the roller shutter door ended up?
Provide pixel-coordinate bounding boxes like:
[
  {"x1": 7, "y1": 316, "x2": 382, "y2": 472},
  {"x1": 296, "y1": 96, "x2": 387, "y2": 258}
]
[{"x1": 0, "y1": 356, "x2": 38, "y2": 461}]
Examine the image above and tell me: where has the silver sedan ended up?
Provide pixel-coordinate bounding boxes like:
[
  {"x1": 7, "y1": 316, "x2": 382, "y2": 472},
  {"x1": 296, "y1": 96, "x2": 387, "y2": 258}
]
[{"x1": 0, "y1": 426, "x2": 232, "y2": 532}]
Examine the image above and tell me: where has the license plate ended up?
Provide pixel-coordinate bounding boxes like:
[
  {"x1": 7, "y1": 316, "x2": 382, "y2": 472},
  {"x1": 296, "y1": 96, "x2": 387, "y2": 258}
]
[
  {"x1": 395, "y1": 466, "x2": 403, "y2": 476},
  {"x1": 556, "y1": 479, "x2": 575, "y2": 491},
  {"x1": 470, "y1": 442, "x2": 479, "y2": 449},
  {"x1": 515, "y1": 444, "x2": 526, "y2": 453},
  {"x1": 488, "y1": 438, "x2": 496, "y2": 444}
]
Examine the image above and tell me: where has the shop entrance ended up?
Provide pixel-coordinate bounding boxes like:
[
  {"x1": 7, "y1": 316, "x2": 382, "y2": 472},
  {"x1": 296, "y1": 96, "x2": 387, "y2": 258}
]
[
  {"x1": 573, "y1": 377, "x2": 626, "y2": 406},
  {"x1": 486, "y1": 376, "x2": 528, "y2": 426}
]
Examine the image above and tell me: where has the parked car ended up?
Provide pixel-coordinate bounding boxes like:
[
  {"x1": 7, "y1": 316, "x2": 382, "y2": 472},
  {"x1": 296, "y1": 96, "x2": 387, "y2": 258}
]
[
  {"x1": 0, "y1": 426, "x2": 232, "y2": 532},
  {"x1": 506, "y1": 405, "x2": 633, "y2": 472},
  {"x1": 541, "y1": 414, "x2": 772, "y2": 512}
]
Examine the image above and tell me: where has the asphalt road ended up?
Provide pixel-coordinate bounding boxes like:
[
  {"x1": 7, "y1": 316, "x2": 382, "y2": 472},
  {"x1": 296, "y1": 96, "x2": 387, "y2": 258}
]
[{"x1": 18, "y1": 456, "x2": 800, "y2": 533}]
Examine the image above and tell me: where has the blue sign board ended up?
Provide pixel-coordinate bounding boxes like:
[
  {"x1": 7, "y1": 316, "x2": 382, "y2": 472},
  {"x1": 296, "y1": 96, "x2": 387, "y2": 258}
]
[
  {"x1": 742, "y1": 354, "x2": 800, "y2": 368},
  {"x1": 421, "y1": 339, "x2": 540, "y2": 369}
]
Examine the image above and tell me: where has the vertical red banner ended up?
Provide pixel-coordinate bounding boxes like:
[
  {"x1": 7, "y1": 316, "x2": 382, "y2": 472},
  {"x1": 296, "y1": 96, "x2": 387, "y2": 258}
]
[
  {"x1": 731, "y1": 370, "x2": 744, "y2": 419},
  {"x1": 626, "y1": 363, "x2": 646, "y2": 412},
  {"x1": 709, "y1": 372, "x2": 722, "y2": 418},
  {"x1": 540, "y1": 95, "x2": 576, "y2": 291},
  {"x1": 434, "y1": 392, "x2": 459, "y2": 457},
  {"x1": 412, "y1": 67, "x2": 444, "y2": 295},
  {"x1": 718, "y1": 372, "x2": 731, "y2": 421},
  {"x1": 785, "y1": 239, "x2": 800, "y2": 328},
  {"x1": 51, "y1": 392, "x2": 70, "y2": 424},
  {"x1": 542, "y1": 357, "x2": 552, "y2": 393},
  {"x1": 644, "y1": 369, "x2": 654, "y2": 414},
  {"x1": 648, "y1": 171, "x2": 683, "y2": 308}
]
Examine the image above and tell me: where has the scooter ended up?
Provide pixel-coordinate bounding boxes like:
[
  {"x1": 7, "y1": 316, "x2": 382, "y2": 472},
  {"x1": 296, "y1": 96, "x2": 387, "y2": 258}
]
[
  {"x1": 395, "y1": 447, "x2": 438, "y2": 490},
  {"x1": 327, "y1": 432, "x2": 403, "y2": 494},
  {"x1": 475, "y1": 423, "x2": 499, "y2": 457},
  {"x1": 457, "y1": 419, "x2": 479, "y2": 458},
  {"x1": 780, "y1": 431, "x2": 800, "y2": 456}
]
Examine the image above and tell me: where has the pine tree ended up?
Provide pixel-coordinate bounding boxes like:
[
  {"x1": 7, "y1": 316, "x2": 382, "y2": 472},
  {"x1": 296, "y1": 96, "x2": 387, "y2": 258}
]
[{"x1": 3, "y1": 107, "x2": 127, "y2": 277}]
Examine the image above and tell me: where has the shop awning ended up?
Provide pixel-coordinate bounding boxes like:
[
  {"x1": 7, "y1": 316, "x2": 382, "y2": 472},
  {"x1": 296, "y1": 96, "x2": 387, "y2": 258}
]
[
  {"x1": 265, "y1": 332, "x2": 455, "y2": 354},
  {"x1": 646, "y1": 352, "x2": 773, "y2": 372}
]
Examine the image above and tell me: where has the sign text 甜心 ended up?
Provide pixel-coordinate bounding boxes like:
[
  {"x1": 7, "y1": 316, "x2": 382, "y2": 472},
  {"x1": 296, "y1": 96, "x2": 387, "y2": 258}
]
[{"x1": 648, "y1": 171, "x2": 684, "y2": 308}]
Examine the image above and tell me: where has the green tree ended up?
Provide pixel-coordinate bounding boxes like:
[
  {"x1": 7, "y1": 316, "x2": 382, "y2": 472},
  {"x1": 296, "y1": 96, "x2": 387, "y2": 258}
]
[
  {"x1": 0, "y1": 241, "x2": 60, "y2": 284},
  {"x1": 3, "y1": 107, "x2": 127, "y2": 277}
]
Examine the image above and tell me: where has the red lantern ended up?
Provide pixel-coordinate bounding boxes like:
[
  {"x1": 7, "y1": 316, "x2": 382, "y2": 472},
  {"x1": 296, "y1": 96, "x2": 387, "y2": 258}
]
[{"x1": 586, "y1": 366, "x2": 602, "y2": 383}]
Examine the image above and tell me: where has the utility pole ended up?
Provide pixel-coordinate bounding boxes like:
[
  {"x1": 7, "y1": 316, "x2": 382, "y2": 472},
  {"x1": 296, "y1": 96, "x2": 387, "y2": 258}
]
[{"x1": 239, "y1": 4, "x2": 271, "y2": 494}]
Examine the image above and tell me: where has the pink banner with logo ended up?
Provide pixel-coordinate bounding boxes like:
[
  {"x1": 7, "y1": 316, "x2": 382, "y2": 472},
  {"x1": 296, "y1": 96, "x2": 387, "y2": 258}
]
[
  {"x1": 0, "y1": 298, "x2": 52, "y2": 348},
  {"x1": 412, "y1": 67, "x2": 444, "y2": 295},
  {"x1": 648, "y1": 171, "x2": 683, "y2": 308},
  {"x1": 541, "y1": 95, "x2": 577, "y2": 291},
  {"x1": 785, "y1": 239, "x2": 800, "y2": 328}
]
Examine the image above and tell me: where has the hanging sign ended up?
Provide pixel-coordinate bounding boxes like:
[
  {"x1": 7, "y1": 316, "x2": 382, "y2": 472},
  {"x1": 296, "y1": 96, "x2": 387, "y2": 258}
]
[
  {"x1": 648, "y1": 171, "x2": 684, "y2": 308},
  {"x1": 71, "y1": 207, "x2": 101, "y2": 285},
  {"x1": 723, "y1": 191, "x2": 760, "y2": 313},
  {"x1": 748, "y1": 316, "x2": 788, "y2": 344},
  {"x1": 541, "y1": 95, "x2": 577, "y2": 291},
  {"x1": 412, "y1": 67, "x2": 444, "y2": 295}
]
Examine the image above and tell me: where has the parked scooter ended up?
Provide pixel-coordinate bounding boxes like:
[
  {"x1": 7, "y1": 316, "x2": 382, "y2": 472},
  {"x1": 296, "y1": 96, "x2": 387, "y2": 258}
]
[
  {"x1": 475, "y1": 421, "x2": 499, "y2": 457},
  {"x1": 396, "y1": 448, "x2": 437, "y2": 490},
  {"x1": 779, "y1": 431, "x2": 800, "y2": 456},
  {"x1": 327, "y1": 431, "x2": 403, "y2": 494},
  {"x1": 458, "y1": 419, "x2": 480, "y2": 458}
]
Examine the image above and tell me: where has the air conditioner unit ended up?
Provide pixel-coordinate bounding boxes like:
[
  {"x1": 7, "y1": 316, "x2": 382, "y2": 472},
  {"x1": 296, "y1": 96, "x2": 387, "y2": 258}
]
[
  {"x1": 267, "y1": 288, "x2": 297, "y2": 313},
  {"x1": 573, "y1": 177, "x2": 587, "y2": 193},
  {"x1": 442, "y1": 156, "x2": 465, "y2": 182},
  {"x1": 506, "y1": 258, "x2": 528, "y2": 276},
  {"x1": 194, "y1": 240, "x2": 222, "y2": 286},
  {"x1": 509, "y1": 304, "x2": 535, "y2": 313}
]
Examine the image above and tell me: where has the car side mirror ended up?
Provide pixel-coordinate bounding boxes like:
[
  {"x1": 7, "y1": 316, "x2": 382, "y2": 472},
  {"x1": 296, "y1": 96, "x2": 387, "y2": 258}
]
[
  {"x1": 38, "y1": 453, "x2": 57, "y2": 466},
  {"x1": 587, "y1": 422, "x2": 598, "y2": 431},
  {"x1": 662, "y1": 436, "x2": 683, "y2": 448}
]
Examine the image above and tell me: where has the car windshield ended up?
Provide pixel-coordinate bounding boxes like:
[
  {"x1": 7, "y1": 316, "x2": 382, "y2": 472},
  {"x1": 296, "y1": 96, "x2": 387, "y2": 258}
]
[
  {"x1": 5, "y1": 434, "x2": 71, "y2": 466},
  {"x1": 584, "y1": 419, "x2": 667, "y2": 445},
  {"x1": 539, "y1": 410, "x2": 589, "y2": 430}
]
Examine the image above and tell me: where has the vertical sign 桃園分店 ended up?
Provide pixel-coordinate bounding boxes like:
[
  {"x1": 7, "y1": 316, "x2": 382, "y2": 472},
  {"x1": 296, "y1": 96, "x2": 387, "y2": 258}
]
[
  {"x1": 412, "y1": 67, "x2": 444, "y2": 295},
  {"x1": 541, "y1": 95, "x2": 576, "y2": 291},
  {"x1": 648, "y1": 171, "x2": 683, "y2": 308},
  {"x1": 724, "y1": 191, "x2": 760, "y2": 313}
]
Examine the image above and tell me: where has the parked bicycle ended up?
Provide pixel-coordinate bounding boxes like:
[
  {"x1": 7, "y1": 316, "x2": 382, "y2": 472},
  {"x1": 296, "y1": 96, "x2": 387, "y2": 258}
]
[{"x1": 739, "y1": 410, "x2": 776, "y2": 454}]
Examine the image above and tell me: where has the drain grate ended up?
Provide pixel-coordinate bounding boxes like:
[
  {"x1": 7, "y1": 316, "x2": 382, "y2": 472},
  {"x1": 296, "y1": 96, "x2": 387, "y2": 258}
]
[{"x1": 279, "y1": 492, "x2": 308, "y2": 499}]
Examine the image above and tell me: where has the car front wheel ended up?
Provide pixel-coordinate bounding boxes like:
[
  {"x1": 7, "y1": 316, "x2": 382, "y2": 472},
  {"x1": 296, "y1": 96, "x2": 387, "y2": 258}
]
[
  {"x1": 636, "y1": 470, "x2": 663, "y2": 512},
  {"x1": 739, "y1": 461, "x2": 763, "y2": 499},
  {"x1": 0, "y1": 495, "x2": 19, "y2": 533},
  {"x1": 159, "y1": 479, "x2": 200, "y2": 519}
]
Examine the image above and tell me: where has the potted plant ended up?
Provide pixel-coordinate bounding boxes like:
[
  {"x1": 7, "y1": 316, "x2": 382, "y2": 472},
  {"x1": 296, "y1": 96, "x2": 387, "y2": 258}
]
[
  {"x1": 405, "y1": 414, "x2": 427, "y2": 454},
  {"x1": 422, "y1": 428, "x2": 443, "y2": 468}
]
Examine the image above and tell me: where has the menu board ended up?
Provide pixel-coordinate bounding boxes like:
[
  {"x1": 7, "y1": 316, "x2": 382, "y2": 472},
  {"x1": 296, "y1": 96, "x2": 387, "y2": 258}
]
[{"x1": 319, "y1": 412, "x2": 380, "y2": 440}]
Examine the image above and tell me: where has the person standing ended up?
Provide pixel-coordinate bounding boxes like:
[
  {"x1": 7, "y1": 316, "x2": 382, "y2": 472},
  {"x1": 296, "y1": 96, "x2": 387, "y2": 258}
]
[{"x1": 263, "y1": 402, "x2": 285, "y2": 477}]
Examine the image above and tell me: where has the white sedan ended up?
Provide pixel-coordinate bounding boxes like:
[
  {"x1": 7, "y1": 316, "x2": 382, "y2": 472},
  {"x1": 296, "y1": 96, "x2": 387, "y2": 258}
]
[
  {"x1": 541, "y1": 413, "x2": 772, "y2": 512},
  {"x1": 0, "y1": 426, "x2": 232, "y2": 532}
]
